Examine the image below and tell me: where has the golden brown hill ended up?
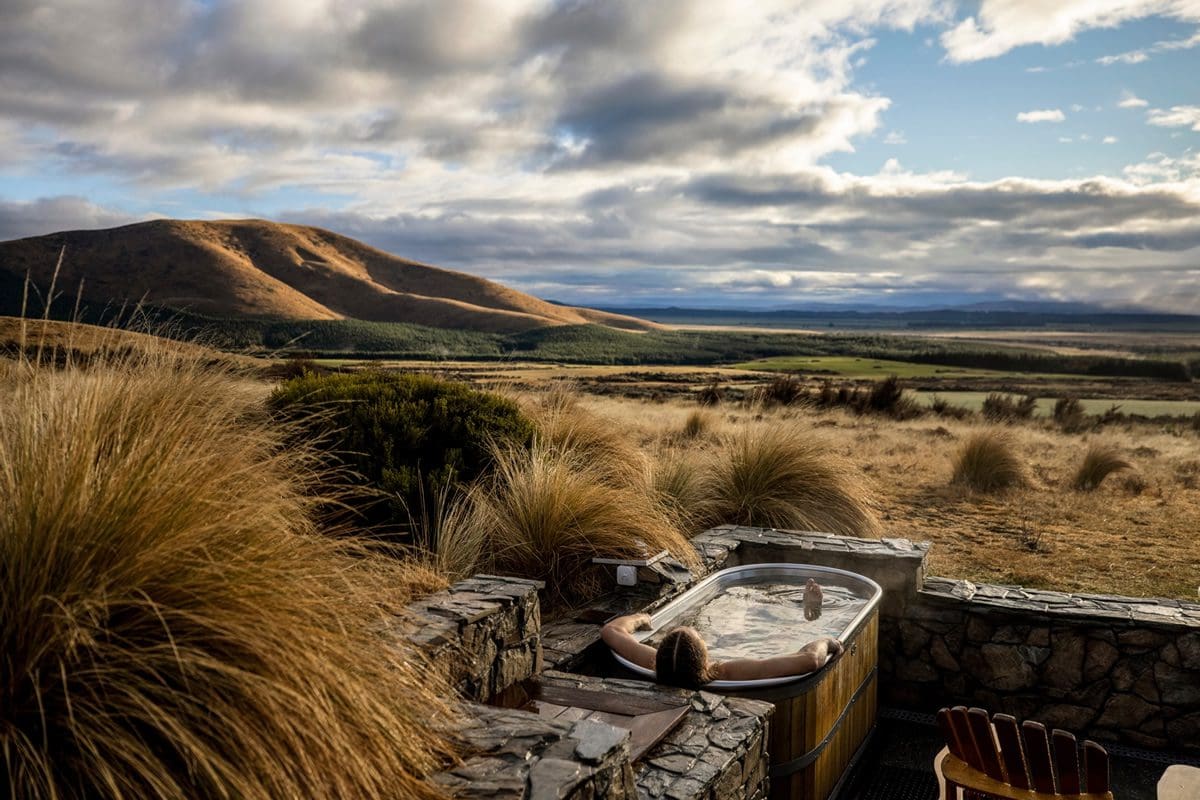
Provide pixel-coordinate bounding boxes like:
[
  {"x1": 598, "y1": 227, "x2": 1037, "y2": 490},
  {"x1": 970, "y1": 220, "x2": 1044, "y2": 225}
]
[
  {"x1": 0, "y1": 316, "x2": 258, "y2": 369},
  {"x1": 0, "y1": 219, "x2": 655, "y2": 333}
]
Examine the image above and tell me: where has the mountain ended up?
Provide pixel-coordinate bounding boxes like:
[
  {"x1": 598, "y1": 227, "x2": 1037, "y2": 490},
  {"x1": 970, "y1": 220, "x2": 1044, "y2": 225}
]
[{"x1": 0, "y1": 219, "x2": 654, "y2": 334}]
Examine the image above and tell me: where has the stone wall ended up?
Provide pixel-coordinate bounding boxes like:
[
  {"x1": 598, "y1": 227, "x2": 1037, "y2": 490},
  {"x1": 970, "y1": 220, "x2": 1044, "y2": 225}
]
[
  {"x1": 402, "y1": 574, "x2": 544, "y2": 703},
  {"x1": 537, "y1": 672, "x2": 773, "y2": 800},
  {"x1": 432, "y1": 705, "x2": 637, "y2": 800},
  {"x1": 693, "y1": 526, "x2": 1200, "y2": 753},
  {"x1": 890, "y1": 576, "x2": 1200, "y2": 751}
]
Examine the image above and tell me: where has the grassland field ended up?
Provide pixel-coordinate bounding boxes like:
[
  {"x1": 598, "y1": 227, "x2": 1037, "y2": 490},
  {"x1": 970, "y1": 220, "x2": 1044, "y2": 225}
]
[
  {"x1": 539, "y1": 386, "x2": 1200, "y2": 600},
  {"x1": 732, "y1": 354, "x2": 1075, "y2": 380},
  {"x1": 5, "y1": 317, "x2": 1198, "y2": 601},
  {"x1": 336, "y1": 353, "x2": 1197, "y2": 600}
]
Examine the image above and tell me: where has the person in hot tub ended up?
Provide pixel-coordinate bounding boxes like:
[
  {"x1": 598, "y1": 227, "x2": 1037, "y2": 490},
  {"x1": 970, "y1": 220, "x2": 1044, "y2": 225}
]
[{"x1": 602, "y1": 586, "x2": 844, "y2": 690}]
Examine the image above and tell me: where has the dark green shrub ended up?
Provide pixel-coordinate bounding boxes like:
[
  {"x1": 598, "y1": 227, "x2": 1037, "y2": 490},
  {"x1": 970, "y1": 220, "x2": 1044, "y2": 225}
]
[
  {"x1": 816, "y1": 380, "x2": 837, "y2": 407},
  {"x1": 862, "y1": 375, "x2": 920, "y2": 418},
  {"x1": 758, "y1": 374, "x2": 805, "y2": 407},
  {"x1": 982, "y1": 393, "x2": 1037, "y2": 422},
  {"x1": 262, "y1": 356, "x2": 327, "y2": 381},
  {"x1": 930, "y1": 395, "x2": 973, "y2": 420},
  {"x1": 1098, "y1": 403, "x2": 1126, "y2": 426},
  {"x1": 269, "y1": 371, "x2": 534, "y2": 535},
  {"x1": 1053, "y1": 396, "x2": 1087, "y2": 432},
  {"x1": 697, "y1": 379, "x2": 723, "y2": 406}
]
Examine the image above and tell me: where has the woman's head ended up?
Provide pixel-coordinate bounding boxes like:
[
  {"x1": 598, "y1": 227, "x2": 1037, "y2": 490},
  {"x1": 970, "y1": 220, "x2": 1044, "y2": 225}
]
[{"x1": 655, "y1": 627, "x2": 711, "y2": 689}]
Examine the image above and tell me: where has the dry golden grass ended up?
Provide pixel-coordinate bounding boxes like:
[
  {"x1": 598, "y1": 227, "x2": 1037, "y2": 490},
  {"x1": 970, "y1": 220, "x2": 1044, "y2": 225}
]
[
  {"x1": 525, "y1": 388, "x2": 649, "y2": 487},
  {"x1": 0, "y1": 352, "x2": 456, "y2": 799},
  {"x1": 680, "y1": 408, "x2": 716, "y2": 440},
  {"x1": 698, "y1": 424, "x2": 881, "y2": 537},
  {"x1": 1073, "y1": 443, "x2": 1133, "y2": 491},
  {"x1": 405, "y1": 483, "x2": 490, "y2": 581},
  {"x1": 472, "y1": 443, "x2": 699, "y2": 607},
  {"x1": 0, "y1": 316, "x2": 259, "y2": 373},
  {"x1": 565, "y1": 394, "x2": 1200, "y2": 599},
  {"x1": 649, "y1": 448, "x2": 712, "y2": 534},
  {"x1": 951, "y1": 430, "x2": 1027, "y2": 492}
]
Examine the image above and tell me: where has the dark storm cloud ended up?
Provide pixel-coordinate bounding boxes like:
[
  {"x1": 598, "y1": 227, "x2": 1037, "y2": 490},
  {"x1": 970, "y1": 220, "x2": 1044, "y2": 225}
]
[
  {"x1": 686, "y1": 173, "x2": 1200, "y2": 225},
  {"x1": 1070, "y1": 229, "x2": 1200, "y2": 251},
  {"x1": 546, "y1": 74, "x2": 823, "y2": 167}
]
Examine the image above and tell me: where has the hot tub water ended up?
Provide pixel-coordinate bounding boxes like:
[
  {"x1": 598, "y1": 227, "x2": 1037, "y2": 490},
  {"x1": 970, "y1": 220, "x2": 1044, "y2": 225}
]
[{"x1": 644, "y1": 583, "x2": 867, "y2": 661}]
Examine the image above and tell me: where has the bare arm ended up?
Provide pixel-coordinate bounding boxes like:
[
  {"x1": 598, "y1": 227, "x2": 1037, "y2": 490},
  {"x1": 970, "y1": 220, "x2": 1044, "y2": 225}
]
[
  {"x1": 600, "y1": 613, "x2": 658, "y2": 671},
  {"x1": 716, "y1": 637, "x2": 843, "y2": 682}
]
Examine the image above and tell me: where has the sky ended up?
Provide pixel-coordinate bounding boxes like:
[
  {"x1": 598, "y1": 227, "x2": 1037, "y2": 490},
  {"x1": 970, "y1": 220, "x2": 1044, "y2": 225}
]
[{"x1": 1, "y1": 0, "x2": 1199, "y2": 311}]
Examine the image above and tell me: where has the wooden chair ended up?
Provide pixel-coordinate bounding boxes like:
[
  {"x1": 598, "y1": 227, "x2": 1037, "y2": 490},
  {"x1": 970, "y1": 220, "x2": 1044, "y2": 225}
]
[{"x1": 935, "y1": 706, "x2": 1114, "y2": 799}]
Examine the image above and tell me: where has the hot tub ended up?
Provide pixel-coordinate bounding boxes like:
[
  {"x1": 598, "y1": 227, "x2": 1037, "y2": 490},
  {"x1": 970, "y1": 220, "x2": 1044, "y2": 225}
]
[{"x1": 610, "y1": 564, "x2": 882, "y2": 800}]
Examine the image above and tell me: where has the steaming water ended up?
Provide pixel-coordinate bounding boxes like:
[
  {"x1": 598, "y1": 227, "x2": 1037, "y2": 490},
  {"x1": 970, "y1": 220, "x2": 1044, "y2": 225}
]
[{"x1": 645, "y1": 582, "x2": 867, "y2": 662}]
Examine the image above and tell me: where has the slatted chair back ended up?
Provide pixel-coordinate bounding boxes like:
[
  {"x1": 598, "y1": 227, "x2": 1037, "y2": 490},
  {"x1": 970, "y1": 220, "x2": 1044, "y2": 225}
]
[{"x1": 935, "y1": 706, "x2": 1114, "y2": 800}]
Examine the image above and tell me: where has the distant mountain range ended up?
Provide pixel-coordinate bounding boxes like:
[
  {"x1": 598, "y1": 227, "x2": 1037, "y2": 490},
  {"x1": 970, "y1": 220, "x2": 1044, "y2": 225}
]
[
  {"x1": 597, "y1": 303, "x2": 1200, "y2": 328},
  {"x1": 0, "y1": 219, "x2": 655, "y2": 334}
]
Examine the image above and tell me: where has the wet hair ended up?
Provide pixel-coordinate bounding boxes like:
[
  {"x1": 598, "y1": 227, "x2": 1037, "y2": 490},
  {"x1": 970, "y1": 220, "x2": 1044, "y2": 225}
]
[{"x1": 655, "y1": 627, "x2": 711, "y2": 689}]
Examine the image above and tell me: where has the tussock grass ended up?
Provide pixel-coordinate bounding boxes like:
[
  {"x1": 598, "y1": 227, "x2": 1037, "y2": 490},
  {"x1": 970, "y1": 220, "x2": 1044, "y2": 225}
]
[
  {"x1": 0, "y1": 353, "x2": 456, "y2": 800},
  {"x1": 474, "y1": 444, "x2": 699, "y2": 606},
  {"x1": 699, "y1": 425, "x2": 880, "y2": 537},
  {"x1": 649, "y1": 450, "x2": 712, "y2": 534},
  {"x1": 951, "y1": 430, "x2": 1027, "y2": 492},
  {"x1": 406, "y1": 483, "x2": 489, "y2": 580},
  {"x1": 1073, "y1": 444, "x2": 1132, "y2": 491},
  {"x1": 680, "y1": 408, "x2": 715, "y2": 440},
  {"x1": 526, "y1": 388, "x2": 647, "y2": 486}
]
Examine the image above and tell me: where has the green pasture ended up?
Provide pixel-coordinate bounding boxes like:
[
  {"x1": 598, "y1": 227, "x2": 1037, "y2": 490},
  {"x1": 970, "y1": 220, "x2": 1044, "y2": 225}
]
[
  {"x1": 913, "y1": 390, "x2": 1200, "y2": 418},
  {"x1": 733, "y1": 355, "x2": 1023, "y2": 379}
]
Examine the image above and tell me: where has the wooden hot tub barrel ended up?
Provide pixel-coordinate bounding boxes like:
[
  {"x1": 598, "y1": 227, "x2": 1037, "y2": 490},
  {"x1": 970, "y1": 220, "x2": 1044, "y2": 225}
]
[
  {"x1": 730, "y1": 609, "x2": 878, "y2": 800},
  {"x1": 607, "y1": 564, "x2": 883, "y2": 800}
]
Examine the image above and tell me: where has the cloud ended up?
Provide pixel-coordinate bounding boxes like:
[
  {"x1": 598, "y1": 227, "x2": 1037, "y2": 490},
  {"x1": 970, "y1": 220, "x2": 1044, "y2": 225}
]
[
  {"x1": 0, "y1": 0, "x2": 957, "y2": 193},
  {"x1": 1097, "y1": 50, "x2": 1150, "y2": 64},
  {"x1": 1147, "y1": 105, "x2": 1200, "y2": 130},
  {"x1": 2, "y1": 1, "x2": 1200, "y2": 312},
  {"x1": 272, "y1": 165, "x2": 1200, "y2": 311},
  {"x1": 941, "y1": 1, "x2": 1200, "y2": 63},
  {"x1": 1096, "y1": 28, "x2": 1200, "y2": 65},
  {"x1": 1118, "y1": 91, "x2": 1149, "y2": 108},
  {"x1": 1123, "y1": 152, "x2": 1200, "y2": 184},
  {"x1": 1017, "y1": 109, "x2": 1066, "y2": 123},
  {"x1": 1103, "y1": 135, "x2": 1118, "y2": 143},
  {"x1": 0, "y1": 196, "x2": 137, "y2": 242},
  {"x1": 883, "y1": 130, "x2": 907, "y2": 144}
]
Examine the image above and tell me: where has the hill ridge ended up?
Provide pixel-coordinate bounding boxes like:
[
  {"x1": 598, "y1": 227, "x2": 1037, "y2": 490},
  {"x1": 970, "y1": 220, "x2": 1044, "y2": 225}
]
[{"x1": 0, "y1": 218, "x2": 654, "y2": 334}]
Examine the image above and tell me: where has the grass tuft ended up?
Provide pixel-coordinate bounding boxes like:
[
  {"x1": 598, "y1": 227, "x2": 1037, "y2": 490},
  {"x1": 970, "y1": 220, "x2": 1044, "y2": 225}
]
[
  {"x1": 474, "y1": 443, "x2": 699, "y2": 606},
  {"x1": 698, "y1": 425, "x2": 880, "y2": 537},
  {"x1": 0, "y1": 352, "x2": 456, "y2": 800},
  {"x1": 526, "y1": 388, "x2": 647, "y2": 486},
  {"x1": 649, "y1": 449, "x2": 712, "y2": 535},
  {"x1": 680, "y1": 408, "x2": 715, "y2": 440},
  {"x1": 1073, "y1": 444, "x2": 1133, "y2": 491},
  {"x1": 951, "y1": 430, "x2": 1027, "y2": 492}
]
